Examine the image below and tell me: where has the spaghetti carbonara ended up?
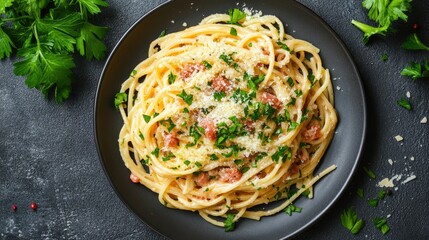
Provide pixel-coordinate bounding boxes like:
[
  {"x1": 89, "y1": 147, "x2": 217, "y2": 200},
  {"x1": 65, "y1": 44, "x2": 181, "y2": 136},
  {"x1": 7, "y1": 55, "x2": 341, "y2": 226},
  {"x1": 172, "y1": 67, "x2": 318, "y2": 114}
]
[{"x1": 116, "y1": 9, "x2": 337, "y2": 230}]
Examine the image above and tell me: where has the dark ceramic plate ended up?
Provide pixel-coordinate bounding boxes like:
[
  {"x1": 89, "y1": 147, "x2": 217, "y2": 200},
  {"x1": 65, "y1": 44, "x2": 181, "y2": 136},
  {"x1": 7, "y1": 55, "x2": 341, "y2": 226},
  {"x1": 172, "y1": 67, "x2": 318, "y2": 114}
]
[{"x1": 94, "y1": 0, "x2": 366, "y2": 239}]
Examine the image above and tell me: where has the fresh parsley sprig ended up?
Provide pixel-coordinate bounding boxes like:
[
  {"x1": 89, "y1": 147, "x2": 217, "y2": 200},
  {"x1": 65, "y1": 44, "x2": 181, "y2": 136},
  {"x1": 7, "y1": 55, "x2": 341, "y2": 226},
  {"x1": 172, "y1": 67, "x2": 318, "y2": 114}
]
[
  {"x1": 0, "y1": 0, "x2": 109, "y2": 103},
  {"x1": 351, "y1": 0, "x2": 412, "y2": 44},
  {"x1": 341, "y1": 207, "x2": 365, "y2": 235},
  {"x1": 401, "y1": 60, "x2": 429, "y2": 80},
  {"x1": 401, "y1": 33, "x2": 429, "y2": 51}
]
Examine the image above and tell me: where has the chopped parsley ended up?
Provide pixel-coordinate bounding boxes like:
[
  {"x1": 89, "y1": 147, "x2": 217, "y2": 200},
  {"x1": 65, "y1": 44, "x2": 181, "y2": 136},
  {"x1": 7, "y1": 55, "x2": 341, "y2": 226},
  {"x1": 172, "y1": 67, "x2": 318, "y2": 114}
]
[
  {"x1": 284, "y1": 204, "x2": 302, "y2": 216},
  {"x1": 194, "y1": 161, "x2": 202, "y2": 167},
  {"x1": 380, "y1": 53, "x2": 389, "y2": 62},
  {"x1": 219, "y1": 52, "x2": 239, "y2": 71},
  {"x1": 143, "y1": 114, "x2": 151, "y2": 123},
  {"x1": 138, "y1": 131, "x2": 144, "y2": 140},
  {"x1": 159, "y1": 29, "x2": 167, "y2": 38},
  {"x1": 230, "y1": 27, "x2": 238, "y2": 36},
  {"x1": 362, "y1": 166, "x2": 376, "y2": 179},
  {"x1": 373, "y1": 217, "x2": 390, "y2": 235},
  {"x1": 114, "y1": 92, "x2": 127, "y2": 110},
  {"x1": 168, "y1": 72, "x2": 177, "y2": 84},
  {"x1": 397, "y1": 98, "x2": 412, "y2": 110},
  {"x1": 202, "y1": 60, "x2": 212, "y2": 69},
  {"x1": 160, "y1": 118, "x2": 176, "y2": 132},
  {"x1": 130, "y1": 69, "x2": 137, "y2": 78},
  {"x1": 210, "y1": 154, "x2": 219, "y2": 161},
  {"x1": 277, "y1": 41, "x2": 291, "y2": 52},
  {"x1": 287, "y1": 77, "x2": 295, "y2": 87},
  {"x1": 401, "y1": 60, "x2": 429, "y2": 80},
  {"x1": 184, "y1": 160, "x2": 191, "y2": 166},
  {"x1": 341, "y1": 207, "x2": 365, "y2": 235},
  {"x1": 244, "y1": 72, "x2": 265, "y2": 91},
  {"x1": 224, "y1": 213, "x2": 236, "y2": 232},
  {"x1": 177, "y1": 90, "x2": 193, "y2": 105},
  {"x1": 151, "y1": 147, "x2": 160, "y2": 157},
  {"x1": 186, "y1": 124, "x2": 205, "y2": 147},
  {"x1": 227, "y1": 8, "x2": 246, "y2": 25},
  {"x1": 214, "y1": 91, "x2": 227, "y2": 101},
  {"x1": 231, "y1": 89, "x2": 255, "y2": 103},
  {"x1": 401, "y1": 33, "x2": 429, "y2": 51},
  {"x1": 271, "y1": 146, "x2": 292, "y2": 163}
]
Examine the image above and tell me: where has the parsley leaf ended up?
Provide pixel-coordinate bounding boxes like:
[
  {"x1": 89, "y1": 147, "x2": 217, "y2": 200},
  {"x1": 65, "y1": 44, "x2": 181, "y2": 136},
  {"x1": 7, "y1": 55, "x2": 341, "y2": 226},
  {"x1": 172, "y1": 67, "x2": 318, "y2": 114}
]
[
  {"x1": 0, "y1": 26, "x2": 14, "y2": 59},
  {"x1": 168, "y1": 72, "x2": 177, "y2": 84},
  {"x1": 177, "y1": 90, "x2": 193, "y2": 105},
  {"x1": 401, "y1": 61, "x2": 429, "y2": 80},
  {"x1": 114, "y1": 92, "x2": 127, "y2": 110},
  {"x1": 341, "y1": 207, "x2": 365, "y2": 235},
  {"x1": 362, "y1": 166, "x2": 376, "y2": 179},
  {"x1": 351, "y1": 21, "x2": 389, "y2": 44},
  {"x1": 373, "y1": 217, "x2": 390, "y2": 235},
  {"x1": 227, "y1": 8, "x2": 246, "y2": 25},
  {"x1": 202, "y1": 60, "x2": 212, "y2": 69},
  {"x1": 230, "y1": 27, "x2": 237, "y2": 36},
  {"x1": 284, "y1": 204, "x2": 302, "y2": 216},
  {"x1": 351, "y1": 0, "x2": 412, "y2": 44},
  {"x1": 401, "y1": 33, "x2": 429, "y2": 51},
  {"x1": 214, "y1": 91, "x2": 226, "y2": 101},
  {"x1": 397, "y1": 98, "x2": 412, "y2": 110},
  {"x1": 76, "y1": 22, "x2": 108, "y2": 60},
  {"x1": 224, "y1": 213, "x2": 236, "y2": 232},
  {"x1": 78, "y1": 0, "x2": 109, "y2": 15}
]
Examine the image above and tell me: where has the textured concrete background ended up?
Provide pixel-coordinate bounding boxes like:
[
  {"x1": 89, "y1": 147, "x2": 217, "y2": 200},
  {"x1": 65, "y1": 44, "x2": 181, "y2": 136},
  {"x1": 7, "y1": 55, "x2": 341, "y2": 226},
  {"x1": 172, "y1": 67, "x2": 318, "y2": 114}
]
[{"x1": 0, "y1": 0, "x2": 428, "y2": 239}]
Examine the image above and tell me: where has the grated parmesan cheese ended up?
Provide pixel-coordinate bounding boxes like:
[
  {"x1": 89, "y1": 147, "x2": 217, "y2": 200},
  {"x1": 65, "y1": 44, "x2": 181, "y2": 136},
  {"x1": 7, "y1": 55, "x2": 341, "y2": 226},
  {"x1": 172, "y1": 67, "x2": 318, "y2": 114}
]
[
  {"x1": 378, "y1": 177, "x2": 395, "y2": 188},
  {"x1": 401, "y1": 175, "x2": 416, "y2": 185},
  {"x1": 388, "y1": 158, "x2": 393, "y2": 165},
  {"x1": 406, "y1": 91, "x2": 411, "y2": 98},
  {"x1": 394, "y1": 135, "x2": 403, "y2": 142},
  {"x1": 421, "y1": 117, "x2": 427, "y2": 124}
]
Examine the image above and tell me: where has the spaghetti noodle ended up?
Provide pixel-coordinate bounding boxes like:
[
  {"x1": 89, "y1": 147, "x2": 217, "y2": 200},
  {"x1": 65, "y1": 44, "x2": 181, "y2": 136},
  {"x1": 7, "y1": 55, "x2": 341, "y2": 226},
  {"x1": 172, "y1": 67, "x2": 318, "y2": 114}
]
[{"x1": 116, "y1": 9, "x2": 337, "y2": 229}]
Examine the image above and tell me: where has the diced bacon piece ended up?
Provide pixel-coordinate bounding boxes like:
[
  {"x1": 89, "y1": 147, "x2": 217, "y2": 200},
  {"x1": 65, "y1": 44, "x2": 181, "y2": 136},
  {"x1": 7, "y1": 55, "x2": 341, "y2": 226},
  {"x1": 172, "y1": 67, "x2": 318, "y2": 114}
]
[
  {"x1": 195, "y1": 172, "x2": 210, "y2": 187},
  {"x1": 130, "y1": 173, "x2": 140, "y2": 183},
  {"x1": 256, "y1": 171, "x2": 266, "y2": 179},
  {"x1": 179, "y1": 63, "x2": 205, "y2": 79},
  {"x1": 243, "y1": 119, "x2": 255, "y2": 132},
  {"x1": 262, "y1": 47, "x2": 270, "y2": 55},
  {"x1": 200, "y1": 119, "x2": 217, "y2": 141},
  {"x1": 288, "y1": 164, "x2": 300, "y2": 175},
  {"x1": 260, "y1": 92, "x2": 283, "y2": 110},
  {"x1": 302, "y1": 123, "x2": 322, "y2": 141},
  {"x1": 212, "y1": 75, "x2": 231, "y2": 92},
  {"x1": 276, "y1": 53, "x2": 286, "y2": 61},
  {"x1": 218, "y1": 167, "x2": 242, "y2": 183},
  {"x1": 164, "y1": 132, "x2": 179, "y2": 148}
]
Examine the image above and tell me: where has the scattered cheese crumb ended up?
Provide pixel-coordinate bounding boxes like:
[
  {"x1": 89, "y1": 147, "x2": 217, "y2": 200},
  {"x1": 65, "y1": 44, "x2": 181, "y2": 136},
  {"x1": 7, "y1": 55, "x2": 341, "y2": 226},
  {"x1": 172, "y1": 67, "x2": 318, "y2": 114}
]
[
  {"x1": 406, "y1": 91, "x2": 411, "y2": 98},
  {"x1": 336, "y1": 86, "x2": 341, "y2": 90},
  {"x1": 394, "y1": 135, "x2": 403, "y2": 142},
  {"x1": 401, "y1": 175, "x2": 416, "y2": 185},
  {"x1": 410, "y1": 156, "x2": 415, "y2": 161},
  {"x1": 388, "y1": 159, "x2": 393, "y2": 165},
  {"x1": 378, "y1": 178, "x2": 395, "y2": 188},
  {"x1": 387, "y1": 214, "x2": 391, "y2": 218},
  {"x1": 171, "y1": 20, "x2": 175, "y2": 23},
  {"x1": 182, "y1": 22, "x2": 187, "y2": 27},
  {"x1": 421, "y1": 117, "x2": 427, "y2": 124}
]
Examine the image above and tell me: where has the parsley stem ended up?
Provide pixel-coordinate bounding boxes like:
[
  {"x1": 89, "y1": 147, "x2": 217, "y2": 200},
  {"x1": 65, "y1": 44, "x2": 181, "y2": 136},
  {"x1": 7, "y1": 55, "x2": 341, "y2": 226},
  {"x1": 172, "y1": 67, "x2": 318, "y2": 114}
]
[{"x1": 1, "y1": 16, "x2": 33, "y2": 23}]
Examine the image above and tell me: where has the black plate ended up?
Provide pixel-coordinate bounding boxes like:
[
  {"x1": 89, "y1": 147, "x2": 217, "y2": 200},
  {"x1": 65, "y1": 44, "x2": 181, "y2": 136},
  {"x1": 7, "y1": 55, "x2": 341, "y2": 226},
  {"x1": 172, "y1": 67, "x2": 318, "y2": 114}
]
[{"x1": 94, "y1": 0, "x2": 366, "y2": 239}]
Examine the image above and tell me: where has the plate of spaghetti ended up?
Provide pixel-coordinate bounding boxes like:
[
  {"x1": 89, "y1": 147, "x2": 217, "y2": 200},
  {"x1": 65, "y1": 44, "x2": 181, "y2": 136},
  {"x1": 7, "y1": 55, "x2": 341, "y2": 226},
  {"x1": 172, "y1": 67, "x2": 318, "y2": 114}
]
[{"x1": 94, "y1": 0, "x2": 366, "y2": 239}]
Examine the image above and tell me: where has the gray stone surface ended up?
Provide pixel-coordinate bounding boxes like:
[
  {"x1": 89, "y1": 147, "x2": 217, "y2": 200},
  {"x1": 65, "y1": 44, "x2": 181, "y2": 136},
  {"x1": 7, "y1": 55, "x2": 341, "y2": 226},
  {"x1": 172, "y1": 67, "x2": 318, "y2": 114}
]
[{"x1": 0, "y1": 0, "x2": 428, "y2": 239}]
